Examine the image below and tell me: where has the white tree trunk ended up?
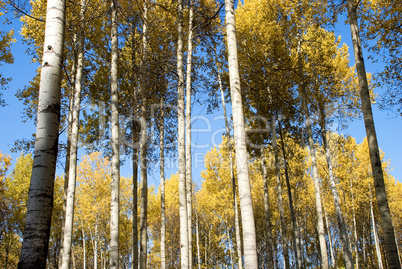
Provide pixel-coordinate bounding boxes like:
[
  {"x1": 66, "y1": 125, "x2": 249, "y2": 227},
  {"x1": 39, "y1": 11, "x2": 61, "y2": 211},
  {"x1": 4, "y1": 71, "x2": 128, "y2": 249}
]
[
  {"x1": 109, "y1": 0, "x2": 120, "y2": 267},
  {"x1": 324, "y1": 210, "x2": 335, "y2": 268},
  {"x1": 298, "y1": 42, "x2": 329, "y2": 269},
  {"x1": 139, "y1": 1, "x2": 148, "y2": 268},
  {"x1": 82, "y1": 227, "x2": 86, "y2": 269},
  {"x1": 61, "y1": 1, "x2": 86, "y2": 267},
  {"x1": 177, "y1": 0, "x2": 189, "y2": 266},
  {"x1": 350, "y1": 175, "x2": 360, "y2": 269},
  {"x1": 371, "y1": 197, "x2": 384, "y2": 269},
  {"x1": 185, "y1": 1, "x2": 194, "y2": 266},
  {"x1": 216, "y1": 50, "x2": 243, "y2": 269},
  {"x1": 130, "y1": 17, "x2": 139, "y2": 269},
  {"x1": 320, "y1": 112, "x2": 354, "y2": 269},
  {"x1": 59, "y1": 52, "x2": 76, "y2": 269},
  {"x1": 196, "y1": 213, "x2": 201, "y2": 269},
  {"x1": 224, "y1": 0, "x2": 258, "y2": 266},
  {"x1": 160, "y1": 96, "x2": 166, "y2": 269},
  {"x1": 18, "y1": 0, "x2": 66, "y2": 267},
  {"x1": 94, "y1": 223, "x2": 98, "y2": 269}
]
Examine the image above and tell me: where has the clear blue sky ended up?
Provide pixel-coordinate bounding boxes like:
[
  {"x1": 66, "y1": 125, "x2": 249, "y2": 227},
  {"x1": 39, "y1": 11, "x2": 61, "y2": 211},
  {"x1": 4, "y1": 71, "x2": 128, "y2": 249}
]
[{"x1": 1, "y1": 12, "x2": 401, "y2": 186}]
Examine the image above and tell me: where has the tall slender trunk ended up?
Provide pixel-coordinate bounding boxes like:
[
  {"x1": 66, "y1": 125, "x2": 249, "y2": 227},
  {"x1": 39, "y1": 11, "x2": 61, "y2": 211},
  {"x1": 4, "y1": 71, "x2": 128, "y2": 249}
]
[
  {"x1": 319, "y1": 106, "x2": 354, "y2": 269},
  {"x1": 139, "y1": 1, "x2": 148, "y2": 267},
  {"x1": 325, "y1": 210, "x2": 336, "y2": 268},
  {"x1": 371, "y1": 194, "x2": 384, "y2": 269},
  {"x1": 82, "y1": 227, "x2": 86, "y2": 269},
  {"x1": 260, "y1": 147, "x2": 275, "y2": 269},
  {"x1": 196, "y1": 212, "x2": 201, "y2": 269},
  {"x1": 131, "y1": 16, "x2": 139, "y2": 269},
  {"x1": 177, "y1": 0, "x2": 189, "y2": 266},
  {"x1": 185, "y1": 1, "x2": 194, "y2": 265},
  {"x1": 205, "y1": 229, "x2": 208, "y2": 266},
  {"x1": 18, "y1": 0, "x2": 66, "y2": 267},
  {"x1": 61, "y1": 1, "x2": 86, "y2": 267},
  {"x1": 298, "y1": 41, "x2": 329, "y2": 269},
  {"x1": 227, "y1": 226, "x2": 234, "y2": 267},
  {"x1": 352, "y1": 204, "x2": 359, "y2": 269},
  {"x1": 59, "y1": 48, "x2": 76, "y2": 269},
  {"x1": 94, "y1": 223, "x2": 98, "y2": 269},
  {"x1": 346, "y1": 1, "x2": 400, "y2": 268},
  {"x1": 350, "y1": 174, "x2": 360, "y2": 269},
  {"x1": 278, "y1": 118, "x2": 302, "y2": 269},
  {"x1": 224, "y1": 0, "x2": 258, "y2": 266},
  {"x1": 72, "y1": 247, "x2": 75, "y2": 269},
  {"x1": 160, "y1": 96, "x2": 166, "y2": 269},
  {"x1": 109, "y1": 0, "x2": 120, "y2": 267},
  {"x1": 216, "y1": 50, "x2": 243, "y2": 269},
  {"x1": 271, "y1": 117, "x2": 290, "y2": 269},
  {"x1": 132, "y1": 140, "x2": 139, "y2": 269}
]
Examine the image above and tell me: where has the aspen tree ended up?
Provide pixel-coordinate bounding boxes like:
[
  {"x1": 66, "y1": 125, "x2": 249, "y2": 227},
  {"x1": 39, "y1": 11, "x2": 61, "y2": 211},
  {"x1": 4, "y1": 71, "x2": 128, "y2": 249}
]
[
  {"x1": 177, "y1": 0, "x2": 189, "y2": 266},
  {"x1": 216, "y1": 52, "x2": 243, "y2": 269},
  {"x1": 59, "y1": 58, "x2": 75, "y2": 269},
  {"x1": 224, "y1": 0, "x2": 258, "y2": 266},
  {"x1": 319, "y1": 106, "x2": 354, "y2": 269},
  {"x1": 185, "y1": 1, "x2": 194, "y2": 265},
  {"x1": 61, "y1": 1, "x2": 87, "y2": 268},
  {"x1": 160, "y1": 96, "x2": 166, "y2": 269},
  {"x1": 18, "y1": 0, "x2": 66, "y2": 267},
  {"x1": 270, "y1": 115, "x2": 290, "y2": 269},
  {"x1": 109, "y1": 0, "x2": 120, "y2": 267},
  {"x1": 298, "y1": 58, "x2": 329, "y2": 269},
  {"x1": 139, "y1": 0, "x2": 148, "y2": 267},
  {"x1": 277, "y1": 120, "x2": 302, "y2": 269},
  {"x1": 346, "y1": 0, "x2": 401, "y2": 267}
]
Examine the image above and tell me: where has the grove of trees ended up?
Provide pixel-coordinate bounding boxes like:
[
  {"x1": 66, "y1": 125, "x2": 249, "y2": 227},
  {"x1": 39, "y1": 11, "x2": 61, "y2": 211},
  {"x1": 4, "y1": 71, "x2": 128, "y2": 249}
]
[{"x1": 0, "y1": 0, "x2": 401, "y2": 268}]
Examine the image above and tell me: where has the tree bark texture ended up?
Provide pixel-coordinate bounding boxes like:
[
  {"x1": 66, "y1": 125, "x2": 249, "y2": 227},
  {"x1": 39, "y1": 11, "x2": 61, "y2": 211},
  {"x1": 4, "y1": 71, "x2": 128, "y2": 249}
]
[
  {"x1": 185, "y1": 1, "x2": 194, "y2": 265},
  {"x1": 298, "y1": 42, "x2": 329, "y2": 269},
  {"x1": 216, "y1": 53, "x2": 243, "y2": 269},
  {"x1": 109, "y1": 0, "x2": 120, "y2": 267},
  {"x1": 346, "y1": 1, "x2": 401, "y2": 268},
  {"x1": 224, "y1": 0, "x2": 258, "y2": 266},
  {"x1": 319, "y1": 107, "x2": 354, "y2": 269},
  {"x1": 160, "y1": 96, "x2": 166, "y2": 269},
  {"x1": 61, "y1": 1, "x2": 86, "y2": 267},
  {"x1": 139, "y1": 1, "x2": 148, "y2": 267},
  {"x1": 177, "y1": 0, "x2": 189, "y2": 267},
  {"x1": 18, "y1": 0, "x2": 66, "y2": 267}
]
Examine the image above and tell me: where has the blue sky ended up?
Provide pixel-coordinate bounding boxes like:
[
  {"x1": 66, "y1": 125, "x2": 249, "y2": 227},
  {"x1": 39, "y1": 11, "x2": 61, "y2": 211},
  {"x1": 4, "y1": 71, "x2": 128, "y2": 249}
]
[{"x1": 1, "y1": 12, "x2": 401, "y2": 186}]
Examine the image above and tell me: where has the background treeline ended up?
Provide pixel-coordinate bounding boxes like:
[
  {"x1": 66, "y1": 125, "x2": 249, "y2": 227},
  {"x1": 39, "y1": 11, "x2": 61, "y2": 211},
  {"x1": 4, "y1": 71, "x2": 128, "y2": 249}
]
[{"x1": 1, "y1": 133, "x2": 401, "y2": 268}]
